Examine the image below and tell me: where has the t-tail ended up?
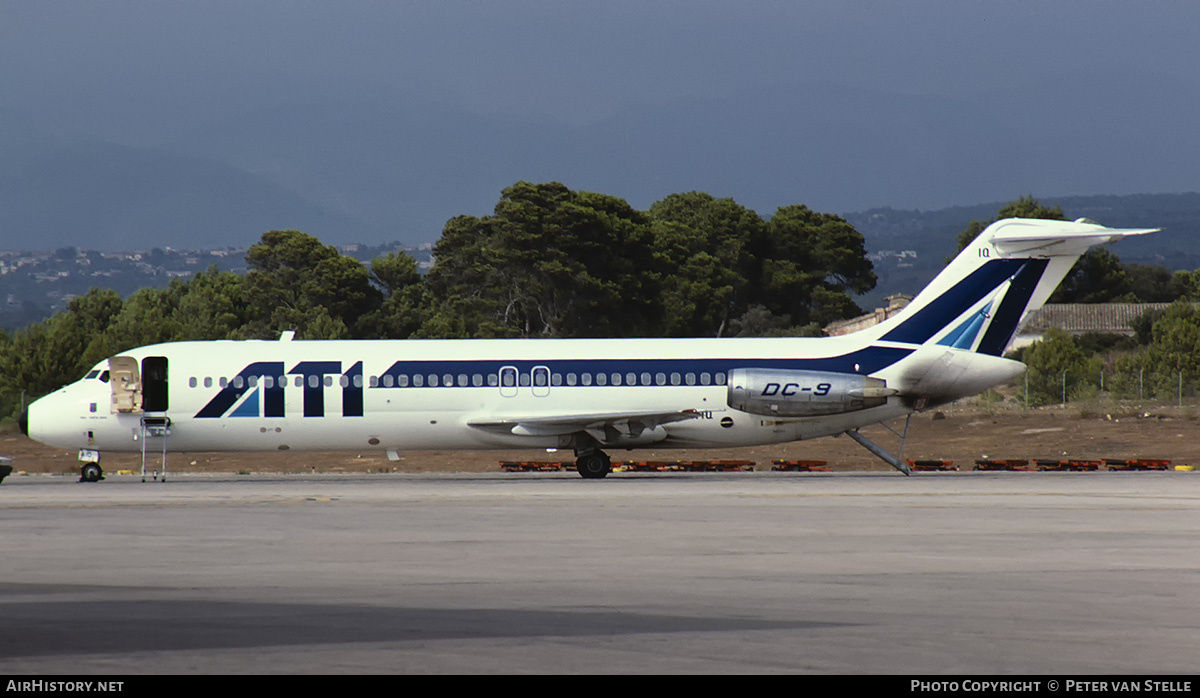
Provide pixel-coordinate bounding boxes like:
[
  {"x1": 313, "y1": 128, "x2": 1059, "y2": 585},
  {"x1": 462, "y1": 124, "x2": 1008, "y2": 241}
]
[{"x1": 863, "y1": 217, "x2": 1158, "y2": 406}]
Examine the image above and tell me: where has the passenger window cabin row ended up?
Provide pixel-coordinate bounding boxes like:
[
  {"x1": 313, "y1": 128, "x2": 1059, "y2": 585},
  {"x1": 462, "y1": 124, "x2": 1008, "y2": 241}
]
[{"x1": 184, "y1": 371, "x2": 728, "y2": 389}]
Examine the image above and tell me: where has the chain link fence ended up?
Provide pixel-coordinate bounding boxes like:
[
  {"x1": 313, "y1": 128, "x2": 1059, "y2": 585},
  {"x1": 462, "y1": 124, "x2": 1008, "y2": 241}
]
[{"x1": 1009, "y1": 369, "x2": 1200, "y2": 409}]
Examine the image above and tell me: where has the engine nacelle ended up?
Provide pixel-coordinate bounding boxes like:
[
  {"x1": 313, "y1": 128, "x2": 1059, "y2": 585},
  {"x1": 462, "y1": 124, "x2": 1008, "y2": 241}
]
[{"x1": 727, "y1": 368, "x2": 895, "y2": 417}]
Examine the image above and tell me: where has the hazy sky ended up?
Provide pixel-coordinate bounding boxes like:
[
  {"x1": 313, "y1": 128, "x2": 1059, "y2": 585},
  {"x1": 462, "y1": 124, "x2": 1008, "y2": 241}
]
[
  {"x1": 2, "y1": 1, "x2": 1199, "y2": 244},
  {"x1": 6, "y1": 1, "x2": 1198, "y2": 135}
]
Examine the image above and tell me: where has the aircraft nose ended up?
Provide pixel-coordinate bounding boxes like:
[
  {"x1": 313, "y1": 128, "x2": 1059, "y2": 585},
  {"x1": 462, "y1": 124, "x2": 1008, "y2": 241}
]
[{"x1": 19, "y1": 408, "x2": 29, "y2": 436}]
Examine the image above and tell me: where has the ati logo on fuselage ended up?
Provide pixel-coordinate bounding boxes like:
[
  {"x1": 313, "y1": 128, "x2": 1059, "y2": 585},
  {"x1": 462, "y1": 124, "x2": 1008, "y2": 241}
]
[{"x1": 196, "y1": 361, "x2": 363, "y2": 418}]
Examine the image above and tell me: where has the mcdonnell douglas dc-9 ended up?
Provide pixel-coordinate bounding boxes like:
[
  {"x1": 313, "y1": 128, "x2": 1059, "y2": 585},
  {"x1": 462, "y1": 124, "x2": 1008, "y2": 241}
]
[{"x1": 21, "y1": 218, "x2": 1155, "y2": 480}]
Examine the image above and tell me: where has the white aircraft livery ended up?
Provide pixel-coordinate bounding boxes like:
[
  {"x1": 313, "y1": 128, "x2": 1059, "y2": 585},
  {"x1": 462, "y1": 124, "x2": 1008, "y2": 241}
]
[{"x1": 21, "y1": 218, "x2": 1156, "y2": 480}]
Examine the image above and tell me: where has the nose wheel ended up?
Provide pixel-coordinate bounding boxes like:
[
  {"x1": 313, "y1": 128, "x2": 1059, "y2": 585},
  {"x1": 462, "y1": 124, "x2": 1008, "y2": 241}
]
[{"x1": 80, "y1": 463, "x2": 104, "y2": 483}]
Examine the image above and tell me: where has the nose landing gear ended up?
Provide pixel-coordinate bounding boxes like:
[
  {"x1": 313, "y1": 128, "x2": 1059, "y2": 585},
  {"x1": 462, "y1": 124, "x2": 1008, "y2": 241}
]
[{"x1": 80, "y1": 463, "x2": 104, "y2": 483}]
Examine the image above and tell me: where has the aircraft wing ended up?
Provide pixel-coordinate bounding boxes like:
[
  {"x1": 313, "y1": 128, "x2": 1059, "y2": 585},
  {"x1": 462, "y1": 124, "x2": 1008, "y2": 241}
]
[{"x1": 467, "y1": 409, "x2": 702, "y2": 437}]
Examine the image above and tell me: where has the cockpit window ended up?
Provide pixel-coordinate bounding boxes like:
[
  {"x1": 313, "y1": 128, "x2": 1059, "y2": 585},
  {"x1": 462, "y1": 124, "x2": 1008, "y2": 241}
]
[
  {"x1": 99, "y1": 370, "x2": 110, "y2": 383},
  {"x1": 85, "y1": 370, "x2": 100, "y2": 380}
]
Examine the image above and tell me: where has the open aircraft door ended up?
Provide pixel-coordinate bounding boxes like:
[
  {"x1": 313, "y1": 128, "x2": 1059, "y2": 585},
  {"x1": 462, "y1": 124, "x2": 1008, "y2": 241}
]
[
  {"x1": 109, "y1": 356, "x2": 142, "y2": 413},
  {"x1": 107, "y1": 356, "x2": 168, "y2": 414},
  {"x1": 141, "y1": 356, "x2": 168, "y2": 412}
]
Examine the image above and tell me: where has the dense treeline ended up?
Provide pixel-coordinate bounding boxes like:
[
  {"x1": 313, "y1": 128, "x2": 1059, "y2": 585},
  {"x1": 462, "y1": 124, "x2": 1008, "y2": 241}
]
[
  {"x1": 0, "y1": 182, "x2": 877, "y2": 418},
  {"x1": 4, "y1": 186, "x2": 1200, "y2": 419}
]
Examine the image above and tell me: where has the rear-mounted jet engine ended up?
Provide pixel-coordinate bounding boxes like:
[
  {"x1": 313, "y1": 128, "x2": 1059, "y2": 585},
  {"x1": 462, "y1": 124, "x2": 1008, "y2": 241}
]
[{"x1": 727, "y1": 368, "x2": 896, "y2": 417}]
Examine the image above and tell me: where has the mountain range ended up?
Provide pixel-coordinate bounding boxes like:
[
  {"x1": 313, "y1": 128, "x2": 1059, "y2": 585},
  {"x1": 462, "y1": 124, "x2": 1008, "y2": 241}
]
[{"x1": 2, "y1": 79, "x2": 1197, "y2": 263}]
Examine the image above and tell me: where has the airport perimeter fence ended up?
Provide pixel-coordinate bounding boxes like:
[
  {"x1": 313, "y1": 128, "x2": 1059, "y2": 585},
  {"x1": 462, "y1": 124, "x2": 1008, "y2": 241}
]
[{"x1": 1004, "y1": 368, "x2": 1200, "y2": 409}]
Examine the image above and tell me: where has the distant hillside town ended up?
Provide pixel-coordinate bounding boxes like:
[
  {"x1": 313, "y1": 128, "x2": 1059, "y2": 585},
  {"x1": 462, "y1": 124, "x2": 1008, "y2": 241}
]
[
  {"x1": 0, "y1": 242, "x2": 433, "y2": 332},
  {"x1": 5, "y1": 191, "x2": 1198, "y2": 333}
]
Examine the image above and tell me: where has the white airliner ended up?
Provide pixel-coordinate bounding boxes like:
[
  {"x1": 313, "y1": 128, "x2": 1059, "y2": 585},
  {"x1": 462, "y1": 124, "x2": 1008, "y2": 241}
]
[{"x1": 21, "y1": 218, "x2": 1155, "y2": 480}]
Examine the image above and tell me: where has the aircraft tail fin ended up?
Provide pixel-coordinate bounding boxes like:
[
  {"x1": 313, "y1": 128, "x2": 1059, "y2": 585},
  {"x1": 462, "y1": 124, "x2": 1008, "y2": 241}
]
[{"x1": 859, "y1": 218, "x2": 1157, "y2": 356}]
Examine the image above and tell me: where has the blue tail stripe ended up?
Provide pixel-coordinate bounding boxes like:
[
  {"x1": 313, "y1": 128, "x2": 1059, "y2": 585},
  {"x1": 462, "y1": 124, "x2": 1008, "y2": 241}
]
[
  {"x1": 938, "y1": 317, "x2": 973, "y2": 348},
  {"x1": 939, "y1": 300, "x2": 992, "y2": 350},
  {"x1": 881, "y1": 259, "x2": 1025, "y2": 345},
  {"x1": 952, "y1": 311, "x2": 988, "y2": 350}
]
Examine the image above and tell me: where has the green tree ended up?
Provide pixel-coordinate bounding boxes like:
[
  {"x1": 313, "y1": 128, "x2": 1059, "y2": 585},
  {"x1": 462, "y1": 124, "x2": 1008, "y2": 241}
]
[
  {"x1": 173, "y1": 267, "x2": 250, "y2": 340},
  {"x1": 758, "y1": 205, "x2": 876, "y2": 327},
  {"x1": 726, "y1": 305, "x2": 823, "y2": 337},
  {"x1": 0, "y1": 288, "x2": 123, "y2": 415},
  {"x1": 648, "y1": 192, "x2": 764, "y2": 336},
  {"x1": 1019, "y1": 328, "x2": 1092, "y2": 375},
  {"x1": 1048, "y1": 247, "x2": 1131, "y2": 303},
  {"x1": 358, "y1": 251, "x2": 427, "y2": 339},
  {"x1": 1131, "y1": 306, "x2": 1168, "y2": 346},
  {"x1": 1169, "y1": 269, "x2": 1200, "y2": 301},
  {"x1": 242, "y1": 230, "x2": 381, "y2": 339},
  {"x1": 1018, "y1": 327, "x2": 1103, "y2": 405},
  {"x1": 425, "y1": 182, "x2": 660, "y2": 338},
  {"x1": 296, "y1": 307, "x2": 351, "y2": 340},
  {"x1": 1143, "y1": 301, "x2": 1200, "y2": 376},
  {"x1": 1113, "y1": 301, "x2": 1200, "y2": 399},
  {"x1": 1121, "y1": 263, "x2": 1176, "y2": 303},
  {"x1": 91, "y1": 268, "x2": 250, "y2": 360},
  {"x1": 54, "y1": 288, "x2": 125, "y2": 381}
]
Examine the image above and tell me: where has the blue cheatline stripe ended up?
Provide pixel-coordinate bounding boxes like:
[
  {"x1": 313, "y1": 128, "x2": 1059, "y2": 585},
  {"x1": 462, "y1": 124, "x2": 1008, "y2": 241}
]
[
  {"x1": 375, "y1": 346, "x2": 914, "y2": 388},
  {"x1": 976, "y1": 259, "x2": 1049, "y2": 356},
  {"x1": 881, "y1": 259, "x2": 1026, "y2": 345},
  {"x1": 192, "y1": 347, "x2": 919, "y2": 419}
]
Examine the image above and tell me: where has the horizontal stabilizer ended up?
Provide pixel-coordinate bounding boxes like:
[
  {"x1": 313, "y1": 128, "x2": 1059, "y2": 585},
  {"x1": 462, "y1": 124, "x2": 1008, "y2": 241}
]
[{"x1": 987, "y1": 218, "x2": 1158, "y2": 256}]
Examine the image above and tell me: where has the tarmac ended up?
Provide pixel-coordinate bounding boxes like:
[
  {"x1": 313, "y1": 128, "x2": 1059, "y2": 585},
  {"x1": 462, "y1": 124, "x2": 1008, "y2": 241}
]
[{"x1": 1, "y1": 471, "x2": 1197, "y2": 674}]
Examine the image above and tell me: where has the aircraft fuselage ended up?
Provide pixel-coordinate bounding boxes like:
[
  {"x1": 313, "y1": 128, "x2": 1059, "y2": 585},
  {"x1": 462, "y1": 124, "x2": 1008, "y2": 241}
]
[{"x1": 27, "y1": 336, "x2": 918, "y2": 455}]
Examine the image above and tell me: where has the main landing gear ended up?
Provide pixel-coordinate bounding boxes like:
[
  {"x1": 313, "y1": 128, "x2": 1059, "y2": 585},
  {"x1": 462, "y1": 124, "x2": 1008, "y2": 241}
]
[{"x1": 575, "y1": 450, "x2": 612, "y2": 479}]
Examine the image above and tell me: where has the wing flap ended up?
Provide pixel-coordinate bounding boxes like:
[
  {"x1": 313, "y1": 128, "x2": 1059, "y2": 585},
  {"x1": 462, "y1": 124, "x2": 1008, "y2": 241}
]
[{"x1": 468, "y1": 409, "x2": 701, "y2": 437}]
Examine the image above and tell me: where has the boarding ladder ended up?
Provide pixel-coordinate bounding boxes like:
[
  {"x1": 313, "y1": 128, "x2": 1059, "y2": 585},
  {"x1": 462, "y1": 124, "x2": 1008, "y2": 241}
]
[{"x1": 140, "y1": 413, "x2": 171, "y2": 482}]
